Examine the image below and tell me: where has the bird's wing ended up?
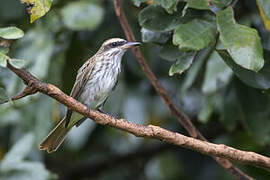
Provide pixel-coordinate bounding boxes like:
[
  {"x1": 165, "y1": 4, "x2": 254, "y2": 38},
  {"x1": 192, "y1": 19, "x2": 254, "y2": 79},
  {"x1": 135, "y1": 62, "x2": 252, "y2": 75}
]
[
  {"x1": 70, "y1": 57, "x2": 96, "y2": 99},
  {"x1": 65, "y1": 57, "x2": 96, "y2": 127}
]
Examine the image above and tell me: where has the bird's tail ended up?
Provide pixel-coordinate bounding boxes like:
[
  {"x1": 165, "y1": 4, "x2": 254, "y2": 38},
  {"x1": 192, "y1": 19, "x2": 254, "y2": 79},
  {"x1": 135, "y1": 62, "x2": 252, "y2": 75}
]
[{"x1": 39, "y1": 117, "x2": 72, "y2": 153}]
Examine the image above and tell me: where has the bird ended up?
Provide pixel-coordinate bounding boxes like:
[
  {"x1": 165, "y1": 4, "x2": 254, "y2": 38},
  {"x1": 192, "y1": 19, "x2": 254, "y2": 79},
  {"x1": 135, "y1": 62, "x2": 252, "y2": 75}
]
[{"x1": 39, "y1": 38, "x2": 140, "y2": 153}]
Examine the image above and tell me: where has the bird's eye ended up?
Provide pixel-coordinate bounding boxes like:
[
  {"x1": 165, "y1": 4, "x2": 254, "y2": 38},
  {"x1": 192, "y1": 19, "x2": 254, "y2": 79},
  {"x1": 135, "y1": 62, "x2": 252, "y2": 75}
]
[
  {"x1": 110, "y1": 41, "x2": 126, "y2": 48},
  {"x1": 111, "y1": 42, "x2": 118, "y2": 47}
]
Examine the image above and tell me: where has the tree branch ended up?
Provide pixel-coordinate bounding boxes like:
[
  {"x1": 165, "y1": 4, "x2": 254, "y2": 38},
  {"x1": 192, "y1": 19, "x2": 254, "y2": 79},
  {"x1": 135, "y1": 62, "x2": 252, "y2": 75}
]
[
  {"x1": 5, "y1": 60, "x2": 270, "y2": 175},
  {"x1": 231, "y1": 0, "x2": 239, "y2": 8},
  {"x1": 0, "y1": 85, "x2": 37, "y2": 104},
  {"x1": 112, "y1": 0, "x2": 254, "y2": 179}
]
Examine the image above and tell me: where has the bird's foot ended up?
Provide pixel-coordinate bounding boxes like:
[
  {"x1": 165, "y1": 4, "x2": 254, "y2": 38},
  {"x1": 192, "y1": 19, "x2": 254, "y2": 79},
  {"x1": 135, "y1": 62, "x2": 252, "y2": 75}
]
[{"x1": 85, "y1": 103, "x2": 91, "y2": 113}]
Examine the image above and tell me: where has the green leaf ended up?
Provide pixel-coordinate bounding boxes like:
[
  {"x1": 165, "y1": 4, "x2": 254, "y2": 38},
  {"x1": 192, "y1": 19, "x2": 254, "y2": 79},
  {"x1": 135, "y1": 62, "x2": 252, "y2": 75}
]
[
  {"x1": 21, "y1": 0, "x2": 53, "y2": 23},
  {"x1": 211, "y1": 0, "x2": 232, "y2": 8},
  {"x1": 152, "y1": 0, "x2": 179, "y2": 14},
  {"x1": 257, "y1": 0, "x2": 270, "y2": 31},
  {"x1": 60, "y1": 0, "x2": 104, "y2": 30},
  {"x1": 141, "y1": 28, "x2": 170, "y2": 43},
  {"x1": 173, "y1": 18, "x2": 216, "y2": 51},
  {"x1": 9, "y1": 59, "x2": 26, "y2": 69},
  {"x1": 218, "y1": 50, "x2": 270, "y2": 89},
  {"x1": 0, "y1": 27, "x2": 24, "y2": 39},
  {"x1": 139, "y1": 5, "x2": 184, "y2": 32},
  {"x1": 0, "y1": 56, "x2": 25, "y2": 69},
  {"x1": 202, "y1": 51, "x2": 232, "y2": 94},
  {"x1": 198, "y1": 93, "x2": 215, "y2": 123},
  {"x1": 159, "y1": 42, "x2": 186, "y2": 61},
  {"x1": 158, "y1": 42, "x2": 196, "y2": 75},
  {"x1": 181, "y1": 46, "x2": 213, "y2": 92},
  {"x1": 169, "y1": 52, "x2": 196, "y2": 76},
  {"x1": 187, "y1": 0, "x2": 209, "y2": 10},
  {"x1": 217, "y1": 7, "x2": 264, "y2": 72}
]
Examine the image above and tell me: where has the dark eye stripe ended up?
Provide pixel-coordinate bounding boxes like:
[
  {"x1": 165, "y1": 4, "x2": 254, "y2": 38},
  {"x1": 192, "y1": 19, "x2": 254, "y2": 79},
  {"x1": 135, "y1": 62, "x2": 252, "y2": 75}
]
[{"x1": 110, "y1": 41, "x2": 126, "y2": 48}]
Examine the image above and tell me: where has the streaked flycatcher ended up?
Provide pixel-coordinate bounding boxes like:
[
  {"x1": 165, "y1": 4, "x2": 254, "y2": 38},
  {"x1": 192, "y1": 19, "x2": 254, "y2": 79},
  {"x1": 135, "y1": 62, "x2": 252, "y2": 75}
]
[{"x1": 39, "y1": 38, "x2": 140, "y2": 153}]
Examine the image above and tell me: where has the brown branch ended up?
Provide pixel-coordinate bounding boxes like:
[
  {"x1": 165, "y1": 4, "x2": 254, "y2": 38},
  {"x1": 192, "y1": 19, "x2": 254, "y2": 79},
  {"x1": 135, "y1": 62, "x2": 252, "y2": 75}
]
[
  {"x1": 0, "y1": 85, "x2": 37, "y2": 104},
  {"x1": 112, "y1": 0, "x2": 253, "y2": 179},
  {"x1": 5, "y1": 58, "x2": 270, "y2": 175},
  {"x1": 231, "y1": 0, "x2": 239, "y2": 8}
]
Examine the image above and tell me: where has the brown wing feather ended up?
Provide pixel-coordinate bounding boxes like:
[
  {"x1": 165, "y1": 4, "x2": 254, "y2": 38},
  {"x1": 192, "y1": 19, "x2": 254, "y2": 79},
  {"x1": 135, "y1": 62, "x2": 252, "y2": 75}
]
[
  {"x1": 65, "y1": 57, "x2": 96, "y2": 127},
  {"x1": 70, "y1": 57, "x2": 96, "y2": 99}
]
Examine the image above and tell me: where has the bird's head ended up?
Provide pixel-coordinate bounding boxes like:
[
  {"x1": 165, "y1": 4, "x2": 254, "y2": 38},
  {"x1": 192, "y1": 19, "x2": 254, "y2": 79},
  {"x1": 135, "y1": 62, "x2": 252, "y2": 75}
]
[{"x1": 97, "y1": 38, "x2": 140, "y2": 56}]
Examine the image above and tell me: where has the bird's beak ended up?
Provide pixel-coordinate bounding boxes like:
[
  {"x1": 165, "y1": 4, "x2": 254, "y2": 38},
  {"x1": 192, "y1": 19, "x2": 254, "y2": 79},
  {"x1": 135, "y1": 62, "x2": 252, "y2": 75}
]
[{"x1": 121, "y1": 41, "x2": 141, "y2": 49}]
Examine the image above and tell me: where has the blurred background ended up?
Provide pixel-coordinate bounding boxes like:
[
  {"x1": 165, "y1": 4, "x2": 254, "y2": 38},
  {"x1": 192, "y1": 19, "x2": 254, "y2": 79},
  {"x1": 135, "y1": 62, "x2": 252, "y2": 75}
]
[{"x1": 0, "y1": 0, "x2": 270, "y2": 179}]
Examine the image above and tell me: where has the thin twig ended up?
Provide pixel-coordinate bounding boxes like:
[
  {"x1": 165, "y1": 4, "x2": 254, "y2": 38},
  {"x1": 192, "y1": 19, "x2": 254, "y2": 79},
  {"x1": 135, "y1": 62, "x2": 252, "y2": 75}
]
[
  {"x1": 112, "y1": 0, "x2": 253, "y2": 179},
  {"x1": 231, "y1": 0, "x2": 239, "y2": 8},
  {"x1": 0, "y1": 85, "x2": 37, "y2": 104},
  {"x1": 5, "y1": 52, "x2": 270, "y2": 175}
]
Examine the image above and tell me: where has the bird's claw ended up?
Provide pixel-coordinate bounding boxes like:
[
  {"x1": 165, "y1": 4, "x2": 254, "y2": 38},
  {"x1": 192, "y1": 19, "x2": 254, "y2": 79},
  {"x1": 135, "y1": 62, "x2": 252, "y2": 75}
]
[
  {"x1": 85, "y1": 103, "x2": 91, "y2": 113},
  {"x1": 98, "y1": 109, "x2": 118, "y2": 121}
]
